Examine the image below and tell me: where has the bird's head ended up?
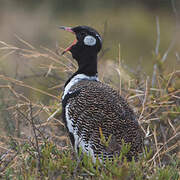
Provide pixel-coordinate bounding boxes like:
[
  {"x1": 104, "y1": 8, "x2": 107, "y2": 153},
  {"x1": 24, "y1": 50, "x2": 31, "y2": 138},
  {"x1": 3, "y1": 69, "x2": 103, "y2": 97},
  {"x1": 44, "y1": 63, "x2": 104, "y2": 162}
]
[{"x1": 59, "y1": 26, "x2": 102, "y2": 60}]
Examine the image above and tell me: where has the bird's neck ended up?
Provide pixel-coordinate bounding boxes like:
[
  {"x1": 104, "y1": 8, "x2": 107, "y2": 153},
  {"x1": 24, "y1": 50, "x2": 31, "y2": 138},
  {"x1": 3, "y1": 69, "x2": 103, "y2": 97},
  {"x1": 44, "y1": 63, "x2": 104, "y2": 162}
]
[
  {"x1": 77, "y1": 53, "x2": 98, "y2": 76},
  {"x1": 64, "y1": 53, "x2": 98, "y2": 87}
]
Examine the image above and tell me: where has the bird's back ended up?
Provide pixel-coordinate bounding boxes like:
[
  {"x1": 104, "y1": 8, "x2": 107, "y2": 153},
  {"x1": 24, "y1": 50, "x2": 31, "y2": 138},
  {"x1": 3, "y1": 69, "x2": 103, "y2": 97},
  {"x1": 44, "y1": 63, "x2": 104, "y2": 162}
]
[{"x1": 62, "y1": 79, "x2": 143, "y2": 161}]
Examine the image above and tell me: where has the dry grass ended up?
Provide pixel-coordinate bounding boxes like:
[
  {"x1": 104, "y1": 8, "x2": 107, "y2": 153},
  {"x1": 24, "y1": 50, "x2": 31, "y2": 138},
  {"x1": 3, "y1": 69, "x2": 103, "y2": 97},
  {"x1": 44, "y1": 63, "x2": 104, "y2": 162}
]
[{"x1": 0, "y1": 27, "x2": 179, "y2": 179}]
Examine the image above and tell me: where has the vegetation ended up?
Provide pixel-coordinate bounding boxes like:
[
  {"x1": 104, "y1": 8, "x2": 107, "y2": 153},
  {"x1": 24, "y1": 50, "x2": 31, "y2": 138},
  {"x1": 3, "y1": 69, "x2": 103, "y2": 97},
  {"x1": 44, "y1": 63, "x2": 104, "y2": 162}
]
[
  {"x1": 0, "y1": 30, "x2": 179, "y2": 179},
  {"x1": 0, "y1": 1, "x2": 180, "y2": 178}
]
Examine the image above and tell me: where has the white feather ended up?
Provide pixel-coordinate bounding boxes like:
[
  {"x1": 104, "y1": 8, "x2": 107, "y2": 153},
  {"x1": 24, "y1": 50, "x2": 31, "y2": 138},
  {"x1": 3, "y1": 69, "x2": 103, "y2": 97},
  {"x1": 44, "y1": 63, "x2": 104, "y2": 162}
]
[
  {"x1": 64, "y1": 74, "x2": 99, "y2": 162},
  {"x1": 65, "y1": 102, "x2": 96, "y2": 162},
  {"x1": 62, "y1": 73, "x2": 98, "y2": 100}
]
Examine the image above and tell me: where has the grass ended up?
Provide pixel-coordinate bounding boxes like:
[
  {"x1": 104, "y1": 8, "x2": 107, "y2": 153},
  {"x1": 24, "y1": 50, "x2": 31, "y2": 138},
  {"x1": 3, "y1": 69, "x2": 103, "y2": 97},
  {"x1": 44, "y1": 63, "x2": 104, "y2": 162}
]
[
  {"x1": 0, "y1": 27, "x2": 180, "y2": 179},
  {"x1": 0, "y1": 139, "x2": 179, "y2": 179}
]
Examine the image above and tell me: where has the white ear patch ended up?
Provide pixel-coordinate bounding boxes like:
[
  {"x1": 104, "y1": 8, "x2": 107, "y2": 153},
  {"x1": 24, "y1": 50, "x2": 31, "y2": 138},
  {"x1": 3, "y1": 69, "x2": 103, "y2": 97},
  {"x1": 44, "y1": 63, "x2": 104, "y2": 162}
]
[{"x1": 83, "y1": 35, "x2": 96, "y2": 46}]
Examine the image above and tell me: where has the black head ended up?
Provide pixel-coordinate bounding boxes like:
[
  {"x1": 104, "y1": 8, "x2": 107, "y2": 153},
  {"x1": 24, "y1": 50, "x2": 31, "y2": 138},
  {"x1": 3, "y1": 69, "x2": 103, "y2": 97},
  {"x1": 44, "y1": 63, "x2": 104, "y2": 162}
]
[
  {"x1": 59, "y1": 26, "x2": 102, "y2": 60},
  {"x1": 59, "y1": 25, "x2": 102, "y2": 78}
]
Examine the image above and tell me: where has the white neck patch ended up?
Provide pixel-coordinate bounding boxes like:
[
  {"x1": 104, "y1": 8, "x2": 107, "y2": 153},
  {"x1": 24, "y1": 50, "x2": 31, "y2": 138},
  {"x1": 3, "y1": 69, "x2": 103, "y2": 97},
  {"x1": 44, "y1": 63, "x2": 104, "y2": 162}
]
[
  {"x1": 84, "y1": 35, "x2": 96, "y2": 46},
  {"x1": 62, "y1": 74, "x2": 99, "y2": 100}
]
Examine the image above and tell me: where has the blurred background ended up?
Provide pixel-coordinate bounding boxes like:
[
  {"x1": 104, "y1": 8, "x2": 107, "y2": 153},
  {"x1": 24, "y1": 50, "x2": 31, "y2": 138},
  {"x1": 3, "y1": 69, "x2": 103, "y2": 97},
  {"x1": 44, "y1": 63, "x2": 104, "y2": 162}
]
[
  {"x1": 0, "y1": 0, "x2": 180, "y2": 136},
  {"x1": 0, "y1": 0, "x2": 180, "y2": 74}
]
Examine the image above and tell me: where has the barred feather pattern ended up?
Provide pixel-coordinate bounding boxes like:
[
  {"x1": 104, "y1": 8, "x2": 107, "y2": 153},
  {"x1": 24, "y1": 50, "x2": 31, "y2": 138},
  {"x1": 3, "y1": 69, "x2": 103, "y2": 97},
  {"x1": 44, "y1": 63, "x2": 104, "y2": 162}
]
[{"x1": 63, "y1": 79, "x2": 143, "y2": 162}]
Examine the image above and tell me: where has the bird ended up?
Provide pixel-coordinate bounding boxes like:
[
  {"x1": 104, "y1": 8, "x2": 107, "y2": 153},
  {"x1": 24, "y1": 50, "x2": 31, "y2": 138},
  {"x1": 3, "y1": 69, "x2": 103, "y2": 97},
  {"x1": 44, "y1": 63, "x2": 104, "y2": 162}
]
[{"x1": 59, "y1": 25, "x2": 144, "y2": 162}]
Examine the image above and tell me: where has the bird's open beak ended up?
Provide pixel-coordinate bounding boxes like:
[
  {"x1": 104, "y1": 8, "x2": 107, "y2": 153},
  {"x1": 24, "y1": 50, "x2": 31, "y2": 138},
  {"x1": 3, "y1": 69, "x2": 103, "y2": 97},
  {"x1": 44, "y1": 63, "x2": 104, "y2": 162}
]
[
  {"x1": 58, "y1": 26, "x2": 77, "y2": 55},
  {"x1": 59, "y1": 26, "x2": 74, "y2": 33}
]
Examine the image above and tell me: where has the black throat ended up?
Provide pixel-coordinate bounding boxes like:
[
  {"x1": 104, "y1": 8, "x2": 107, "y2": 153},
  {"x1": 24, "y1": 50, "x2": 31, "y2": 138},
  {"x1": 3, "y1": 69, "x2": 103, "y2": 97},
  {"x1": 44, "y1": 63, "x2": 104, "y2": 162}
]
[{"x1": 64, "y1": 52, "x2": 98, "y2": 88}]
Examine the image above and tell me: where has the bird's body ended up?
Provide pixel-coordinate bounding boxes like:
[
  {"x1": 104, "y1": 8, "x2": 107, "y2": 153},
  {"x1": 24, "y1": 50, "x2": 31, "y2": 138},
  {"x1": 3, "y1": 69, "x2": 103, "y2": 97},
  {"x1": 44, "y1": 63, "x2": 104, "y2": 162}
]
[{"x1": 60, "y1": 25, "x2": 143, "y2": 162}]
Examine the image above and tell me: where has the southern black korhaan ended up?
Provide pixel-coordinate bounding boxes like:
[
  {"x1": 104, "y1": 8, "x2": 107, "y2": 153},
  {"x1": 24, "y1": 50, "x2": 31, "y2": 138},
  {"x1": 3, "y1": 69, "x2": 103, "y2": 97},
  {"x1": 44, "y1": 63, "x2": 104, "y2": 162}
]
[{"x1": 59, "y1": 25, "x2": 144, "y2": 162}]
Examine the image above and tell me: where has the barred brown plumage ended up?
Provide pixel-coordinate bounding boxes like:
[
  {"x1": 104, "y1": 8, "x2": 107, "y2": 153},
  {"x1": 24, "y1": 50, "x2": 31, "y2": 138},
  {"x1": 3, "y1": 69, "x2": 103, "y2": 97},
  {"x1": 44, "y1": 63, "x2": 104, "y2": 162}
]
[
  {"x1": 64, "y1": 80, "x2": 143, "y2": 161},
  {"x1": 59, "y1": 25, "x2": 144, "y2": 162}
]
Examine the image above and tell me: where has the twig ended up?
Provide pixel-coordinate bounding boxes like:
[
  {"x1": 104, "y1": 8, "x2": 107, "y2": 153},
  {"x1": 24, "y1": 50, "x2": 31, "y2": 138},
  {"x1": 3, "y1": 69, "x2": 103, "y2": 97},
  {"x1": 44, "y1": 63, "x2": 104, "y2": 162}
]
[
  {"x1": 175, "y1": 52, "x2": 180, "y2": 61},
  {"x1": 48, "y1": 83, "x2": 64, "y2": 90},
  {"x1": 14, "y1": 34, "x2": 35, "y2": 50},
  {"x1": 153, "y1": 125, "x2": 161, "y2": 166},
  {"x1": 155, "y1": 16, "x2": 160, "y2": 56},
  {"x1": 0, "y1": 152, "x2": 18, "y2": 173},
  {"x1": 148, "y1": 132, "x2": 180, "y2": 163},
  {"x1": 0, "y1": 149, "x2": 11, "y2": 162},
  {"x1": 139, "y1": 77, "x2": 149, "y2": 121},
  {"x1": 15, "y1": 105, "x2": 46, "y2": 139},
  {"x1": 166, "y1": 70, "x2": 177, "y2": 89},
  {"x1": 0, "y1": 75, "x2": 59, "y2": 100},
  {"x1": 167, "y1": 118, "x2": 176, "y2": 134},
  {"x1": 47, "y1": 107, "x2": 61, "y2": 122},
  {"x1": 161, "y1": 0, "x2": 179, "y2": 63},
  {"x1": 0, "y1": 50, "x2": 16, "y2": 60},
  {"x1": 161, "y1": 38, "x2": 176, "y2": 63},
  {"x1": 160, "y1": 142, "x2": 179, "y2": 156},
  {"x1": 152, "y1": 64, "x2": 157, "y2": 88},
  {"x1": 29, "y1": 103, "x2": 43, "y2": 177},
  {"x1": 99, "y1": 21, "x2": 110, "y2": 59},
  {"x1": 152, "y1": 16, "x2": 160, "y2": 88},
  {"x1": 146, "y1": 89, "x2": 180, "y2": 106}
]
